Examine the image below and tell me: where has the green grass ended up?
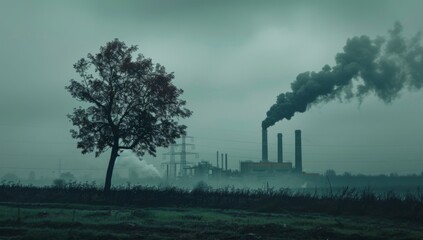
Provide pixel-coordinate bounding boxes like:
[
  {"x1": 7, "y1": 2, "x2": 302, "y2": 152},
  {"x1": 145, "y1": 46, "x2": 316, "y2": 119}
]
[{"x1": 1, "y1": 203, "x2": 423, "y2": 240}]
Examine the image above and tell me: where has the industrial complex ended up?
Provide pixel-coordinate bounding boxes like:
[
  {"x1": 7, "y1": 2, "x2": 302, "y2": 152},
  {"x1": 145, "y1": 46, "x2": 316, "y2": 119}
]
[{"x1": 163, "y1": 129, "x2": 305, "y2": 180}]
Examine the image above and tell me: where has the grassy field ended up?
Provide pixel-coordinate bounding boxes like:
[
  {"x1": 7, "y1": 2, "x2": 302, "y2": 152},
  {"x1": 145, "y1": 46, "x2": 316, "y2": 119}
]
[
  {"x1": 1, "y1": 202, "x2": 423, "y2": 240},
  {"x1": 2, "y1": 184, "x2": 423, "y2": 239}
]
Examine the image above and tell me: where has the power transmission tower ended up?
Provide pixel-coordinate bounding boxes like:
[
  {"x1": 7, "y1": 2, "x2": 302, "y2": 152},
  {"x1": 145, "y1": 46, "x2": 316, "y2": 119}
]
[{"x1": 163, "y1": 135, "x2": 198, "y2": 178}]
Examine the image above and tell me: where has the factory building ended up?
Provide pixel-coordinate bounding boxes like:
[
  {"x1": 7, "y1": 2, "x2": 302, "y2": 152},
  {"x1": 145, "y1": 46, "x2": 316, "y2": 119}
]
[
  {"x1": 240, "y1": 161, "x2": 292, "y2": 173},
  {"x1": 183, "y1": 153, "x2": 231, "y2": 179}
]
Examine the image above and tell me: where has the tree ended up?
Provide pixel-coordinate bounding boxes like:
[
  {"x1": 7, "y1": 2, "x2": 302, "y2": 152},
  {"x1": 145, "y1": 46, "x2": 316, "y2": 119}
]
[{"x1": 66, "y1": 39, "x2": 192, "y2": 192}]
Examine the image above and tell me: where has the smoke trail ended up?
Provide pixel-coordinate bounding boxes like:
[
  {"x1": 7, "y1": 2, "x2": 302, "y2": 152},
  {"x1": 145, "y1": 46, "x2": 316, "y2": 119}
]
[
  {"x1": 117, "y1": 152, "x2": 162, "y2": 178},
  {"x1": 262, "y1": 22, "x2": 423, "y2": 129}
]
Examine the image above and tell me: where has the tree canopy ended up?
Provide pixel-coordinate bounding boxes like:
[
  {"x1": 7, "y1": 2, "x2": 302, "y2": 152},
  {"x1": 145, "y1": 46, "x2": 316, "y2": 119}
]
[{"x1": 66, "y1": 39, "x2": 192, "y2": 191}]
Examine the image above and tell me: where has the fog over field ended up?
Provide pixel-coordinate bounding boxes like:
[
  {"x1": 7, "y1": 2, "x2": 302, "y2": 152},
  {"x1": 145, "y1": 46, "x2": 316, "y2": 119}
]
[{"x1": 1, "y1": 0, "x2": 423, "y2": 184}]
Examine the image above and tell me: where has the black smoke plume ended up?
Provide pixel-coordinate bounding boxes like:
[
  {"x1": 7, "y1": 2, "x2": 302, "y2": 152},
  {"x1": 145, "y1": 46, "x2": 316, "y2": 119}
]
[{"x1": 262, "y1": 22, "x2": 423, "y2": 129}]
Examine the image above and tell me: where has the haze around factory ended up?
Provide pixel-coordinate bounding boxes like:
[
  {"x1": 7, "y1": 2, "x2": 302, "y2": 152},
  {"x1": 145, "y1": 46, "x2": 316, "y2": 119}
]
[{"x1": 1, "y1": 0, "x2": 423, "y2": 180}]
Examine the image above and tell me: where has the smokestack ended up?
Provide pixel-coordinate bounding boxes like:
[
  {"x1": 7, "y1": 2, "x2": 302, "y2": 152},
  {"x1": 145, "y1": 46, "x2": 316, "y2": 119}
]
[
  {"x1": 262, "y1": 128, "x2": 268, "y2": 162},
  {"x1": 295, "y1": 130, "x2": 302, "y2": 173},
  {"x1": 221, "y1": 153, "x2": 224, "y2": 169},
  {"x1": 216, "y1": 151, "x2": 219, "y2": 168},
  {"x1": 225, "y1": 154, "x2": 228, "y2": 170},
  {"x1": 277, "y1": 133, "x2": 283, "y2": 163}
]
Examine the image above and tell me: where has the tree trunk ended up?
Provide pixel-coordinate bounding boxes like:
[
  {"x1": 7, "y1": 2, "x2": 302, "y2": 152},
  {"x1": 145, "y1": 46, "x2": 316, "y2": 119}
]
[{"x1": 104, "y1": 140, "x2": 119, "y2": 193}]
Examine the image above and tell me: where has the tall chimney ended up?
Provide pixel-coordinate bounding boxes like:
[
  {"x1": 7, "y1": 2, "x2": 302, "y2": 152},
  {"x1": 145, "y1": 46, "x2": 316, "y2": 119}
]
[
  {"x1": 216, "y1": 151, "x2": 219, "y2": 168},
  {"x1": 295, "y1": 130, "x2": 302, "y2": 173},
  {"x1": 262, "y1": 128, "x2": 268, "y2": 162},
  {"x1": 221, "y1": 153, "x2": 224, "y2": 169},
  {"x1": 277, "y1": 133, "x2": 283, "y2": 163},
  {"x1": 225, "y1": 154, "x2": 228, "y2": 170}
]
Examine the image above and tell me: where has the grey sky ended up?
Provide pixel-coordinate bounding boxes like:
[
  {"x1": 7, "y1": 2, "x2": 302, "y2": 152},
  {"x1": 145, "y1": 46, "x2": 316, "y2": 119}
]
[{"x1": 1, "y1": 0, "x2": 423, "y2": 180}]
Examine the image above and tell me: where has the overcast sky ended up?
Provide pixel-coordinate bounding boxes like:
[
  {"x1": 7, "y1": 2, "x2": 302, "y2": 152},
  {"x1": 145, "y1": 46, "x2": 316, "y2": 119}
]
[{"x1": 1, "y1": 0, "x2": 423, "y2": 180}]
